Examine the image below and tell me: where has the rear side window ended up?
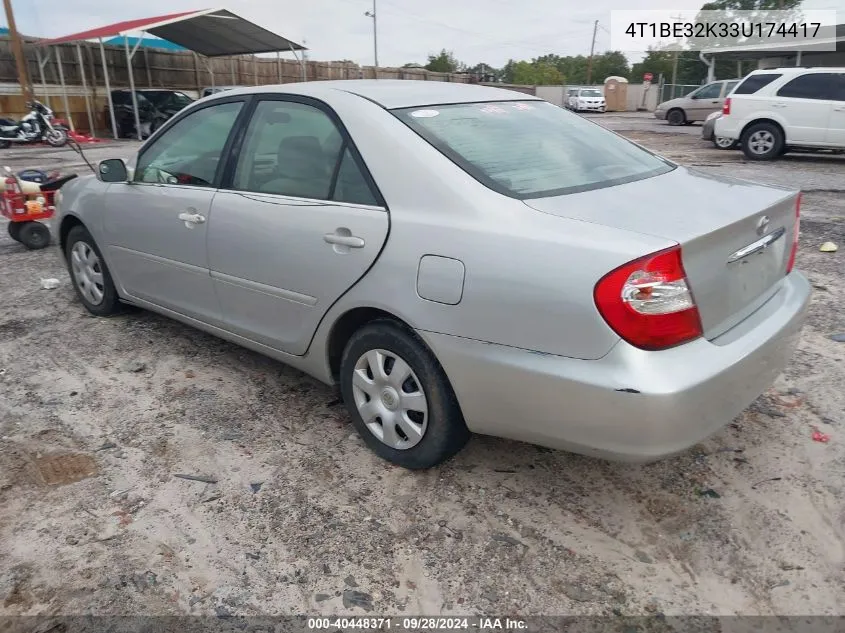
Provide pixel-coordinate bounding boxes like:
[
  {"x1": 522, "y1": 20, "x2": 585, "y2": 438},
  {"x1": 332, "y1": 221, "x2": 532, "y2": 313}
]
[
  {"x1": 725, "y1": 81, "x2": 739, "y2": 94},
  {"x1": 733, "y1": 73, "x2": 781, "y2": 94},
  {"x1": 694, "y1": 83, "x2": 722, "y2": 99},
  {"x1": 394, "y1": 101, "x2": 674, "y2": 199},
  {"x1": 777, "y1": 73, "x2": 836, "y2": 100}
]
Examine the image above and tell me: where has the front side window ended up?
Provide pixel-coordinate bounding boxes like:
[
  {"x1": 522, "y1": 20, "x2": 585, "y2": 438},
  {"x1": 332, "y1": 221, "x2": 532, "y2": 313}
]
[
  {"x1": 693, "y1": 83, "x2": 722, "y2": 99},
  {"x1": 233, "y1": 100, "x2": 378, "y2": 204},
  {"x1": 733, "y1": 73, "x2": 781, "y2": 94},
  {"x1": 134, "y1": 101, "x2": 243, "y2": 187},
  {"x1": 394, "y1": 101, "x2": 673, "y2": 199},
  {"x1": 777, "y1": 73, "x2": 836, "y2": 100}
]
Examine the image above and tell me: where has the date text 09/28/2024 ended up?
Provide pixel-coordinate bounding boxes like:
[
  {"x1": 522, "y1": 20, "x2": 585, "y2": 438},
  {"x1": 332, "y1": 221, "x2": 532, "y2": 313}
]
[
  {"x1": 307, "y1": 617, "x2": 528, "y2": 631},
  {"x1": 624, "y1": 21, "x2": 822, "y2": 39}
]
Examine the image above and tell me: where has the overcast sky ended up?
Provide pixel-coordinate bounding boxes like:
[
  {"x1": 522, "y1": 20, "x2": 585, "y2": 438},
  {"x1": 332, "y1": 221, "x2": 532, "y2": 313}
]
[{"x1": 12, "y1": 0, "x2": 842, "y2": 68}]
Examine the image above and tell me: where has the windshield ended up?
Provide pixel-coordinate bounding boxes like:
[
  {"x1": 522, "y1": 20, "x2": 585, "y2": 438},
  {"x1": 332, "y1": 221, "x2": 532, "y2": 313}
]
[
  {"x1": 393, "y1": 101, "x2": 674, "y2": 199},
  {"x1": 580, "y1": 89, "x2": 602, "y2": 98}
]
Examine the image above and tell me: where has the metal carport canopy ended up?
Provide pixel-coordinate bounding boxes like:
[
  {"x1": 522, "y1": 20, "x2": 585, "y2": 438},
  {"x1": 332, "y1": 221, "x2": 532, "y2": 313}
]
[
  {"x1": 37, "y1": 8, "x2": 307, "y2": 142},
  {"x1": 38, "y1": 7, "x2": 307, "y2": 56}
]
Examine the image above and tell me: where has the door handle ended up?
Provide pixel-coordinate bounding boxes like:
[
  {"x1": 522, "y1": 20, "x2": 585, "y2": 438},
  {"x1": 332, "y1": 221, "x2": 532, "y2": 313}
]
[
  {"x1": 834, "y1": 106, "x2": 845, "y2": 112},
  {"x1": 772, "y1": 103, "x2": 787, "y2": 108},
  {"x1": 324, "y1": 233, "x2": 365, "y2": 248},
  {"x1": 178, "y1": 211, "x2": 206, "y2": 226}
]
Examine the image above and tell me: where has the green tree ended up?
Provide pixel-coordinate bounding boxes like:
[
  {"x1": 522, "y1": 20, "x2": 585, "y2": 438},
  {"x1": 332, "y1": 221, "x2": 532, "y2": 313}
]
[
  {"x1": 425, "y1": 49, "x2": 464, "y2": 73},
  {"x1": 591, "y1": 51, "x2": 630, "y2": 83}
]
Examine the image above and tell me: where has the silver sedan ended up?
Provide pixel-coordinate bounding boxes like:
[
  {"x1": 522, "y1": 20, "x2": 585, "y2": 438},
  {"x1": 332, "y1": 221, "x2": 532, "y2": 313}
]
[{"x1": 54, "y1": 81, "x2": 810, "y2": 469}]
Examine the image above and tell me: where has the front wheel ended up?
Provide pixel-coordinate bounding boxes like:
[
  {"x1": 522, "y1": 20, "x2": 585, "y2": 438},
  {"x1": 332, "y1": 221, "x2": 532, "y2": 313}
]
[
  {"x1": 44, "y1": 128, "x2": 68, "y2": 147},
  {"x1": 18, "y1": 221, "x2": 51, "y2": 250},
  {"x1": 65, "y1": 225, "x2": 122, "y2": 316},
  {"x1": 667, "y1": 109, "x2": 686, "y2": 126},
  {"x1": 713, "y1": 136, "x2": 737, "y2": 150},
  {"x1": 340, "y1": 320, "x2": 470, "y2": 470},
  {"x1": 741, "y1": 122, "x2": 784, "y2": 161}
]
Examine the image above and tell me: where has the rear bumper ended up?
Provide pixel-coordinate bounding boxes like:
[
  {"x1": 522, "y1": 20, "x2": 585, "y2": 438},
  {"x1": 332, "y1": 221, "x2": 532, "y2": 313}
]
[
  {"x1": 714, "y1": 117, "x2": 741, "y2": 140},
  {"x1": 421, "y1": 272, "x2": 810, "y2": 461}
]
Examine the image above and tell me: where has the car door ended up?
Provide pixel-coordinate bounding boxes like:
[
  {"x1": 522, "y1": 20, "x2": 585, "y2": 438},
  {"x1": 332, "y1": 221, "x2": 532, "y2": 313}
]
[
  {"x1": 774, "y1": 72, "x2": 835, "y2": 145},
  {"x1": 687, "y1": 82, "x2": 723, "y2": 120},
  {"x1": 826, "y1": 73, "x2": 845, "y2": 146},
  {"x1": 207, "y1": 96, "x2": 389, "y2": 356},
  {"x1": 101, "y1": 98, "x2": 247, "y2": 325}
]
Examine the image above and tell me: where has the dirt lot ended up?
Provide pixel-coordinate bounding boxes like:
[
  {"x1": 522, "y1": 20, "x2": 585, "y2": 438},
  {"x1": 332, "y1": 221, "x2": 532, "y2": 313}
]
[{"x1": 1, "y1": 114, "x2": 844, "y2": 619}]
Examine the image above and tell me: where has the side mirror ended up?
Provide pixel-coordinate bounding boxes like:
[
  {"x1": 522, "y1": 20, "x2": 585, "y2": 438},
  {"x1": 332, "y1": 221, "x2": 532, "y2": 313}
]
[{"x1": 97, "y1": 159, "x2": 128, "y2": 183}]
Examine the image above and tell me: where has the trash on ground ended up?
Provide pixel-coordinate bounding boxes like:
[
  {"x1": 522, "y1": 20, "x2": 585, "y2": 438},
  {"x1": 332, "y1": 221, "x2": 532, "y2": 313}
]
[
  {"x1": 819, "y1": 242, "x2": 838, "y2": 252},
  {"x1": 830, "y1": 333, "x2": 845, "y2": 343},
  {"x1": 751, "y1": 477, "x2": 782, "y2": 489},
  {"x1": 173, "y1": 473, "x2": 219, "y2": 484},
  {"x1": 697, "y1": 488, "x2": 721, "y2": 499},
  {"x1": 811, "y1": 427, "x2": 830, "y2": 443},
  {"x1": 40, "y1": 278, "x2": 60, "y2": 290}
]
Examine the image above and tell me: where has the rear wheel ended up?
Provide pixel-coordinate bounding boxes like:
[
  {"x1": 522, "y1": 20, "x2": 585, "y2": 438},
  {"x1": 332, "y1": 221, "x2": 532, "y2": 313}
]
[
  {"x1": 667, "y1": 109, "x2": 686, "y2": 126},
  {"x1": 18, "y1": 221, "x2": 50, "y2": 249},
  {"x1": 0, "y1": 140, "x2": 10, "y2": 149},
  {"x1": 340, "y1": 320, "x2": 470, "y2": 469},
  {"x1": 65, "y1": 225, "x2": 122, "y2": 316},
  {"x1": 7, "y1": 221, "x2": 22, "y2": 242},
  {"x1": 741, "y1": 122, "x2": 784, "y2": 161}
]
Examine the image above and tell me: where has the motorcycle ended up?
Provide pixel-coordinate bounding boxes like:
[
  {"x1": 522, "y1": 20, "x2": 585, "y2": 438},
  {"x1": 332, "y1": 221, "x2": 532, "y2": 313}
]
[{"x1": 0, "y1": 101, "x2": 68, "y2": 149}]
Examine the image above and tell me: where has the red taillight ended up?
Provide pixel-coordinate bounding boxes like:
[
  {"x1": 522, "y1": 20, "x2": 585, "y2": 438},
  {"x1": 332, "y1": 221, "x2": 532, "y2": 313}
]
[
  {"x1": 594, "y1": 246, "x2": 703, "y2": 351},
  {"x1": 722, "y1": 97, "x2": 731, "y2": 115},
  {"x1": 786, "y1": 193, "x2": 801, "y2": 273}
]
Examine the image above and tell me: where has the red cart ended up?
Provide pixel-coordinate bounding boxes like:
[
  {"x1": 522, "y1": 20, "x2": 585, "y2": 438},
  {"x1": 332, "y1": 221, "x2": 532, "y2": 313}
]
[{"x1": 2, "y1": 170, "x2": 77, "y2": 250}]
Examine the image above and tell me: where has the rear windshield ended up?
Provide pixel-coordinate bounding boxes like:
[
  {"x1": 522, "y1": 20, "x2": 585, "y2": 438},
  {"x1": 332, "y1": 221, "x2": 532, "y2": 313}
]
[
  {"x1": 393, "y1": 100, "x2": 674, "y2": 199},
  {"x1": 733, "y1": 73, "x2": 781, "y2": 95}
]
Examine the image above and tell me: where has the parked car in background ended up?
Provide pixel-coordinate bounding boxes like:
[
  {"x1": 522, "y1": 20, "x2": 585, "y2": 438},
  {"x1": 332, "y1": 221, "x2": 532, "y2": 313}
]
[
  {"x1": 568, "y1": 87, "x2": 605, "y2": 112},
  {"x1": 201, "y1": 85, "x2": 246, "y2": 98},
  {"x1": 564, "y1": 88, "x2": 579, "y2": 110},
  {"x1": 105, "y1": 89, "x2": 195, "y2": 138},
  {"x1": 57, "y1": 80, "x2": 808, "y2": 470},
  {"x1": 715, "y1": 67, "x2": 845, "y2": 160},
  {"x1": 702, "y1": 111, "x2": 738, "y2": 149},
  {"x1": 655, "y1": 79, "x2": 740, "y2": 125}
]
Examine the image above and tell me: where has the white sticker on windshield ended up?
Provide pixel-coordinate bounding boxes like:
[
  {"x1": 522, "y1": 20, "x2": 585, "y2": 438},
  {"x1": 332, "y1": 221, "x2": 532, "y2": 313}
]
[{"x1": 411, "y1": 109, "x2": 440, "y2": 118}]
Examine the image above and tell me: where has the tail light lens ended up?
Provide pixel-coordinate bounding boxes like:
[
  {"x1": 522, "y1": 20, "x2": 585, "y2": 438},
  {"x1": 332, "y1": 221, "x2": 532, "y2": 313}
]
[
  {"x1": 594, "y1": 246, "x2": 703, "y2": 351},
  {"x1": 786, "y1": 193, "x2": 801, "y2": 273},
  {"x1": 722, "y1": 97, "x2": 731, "y2": 115}
]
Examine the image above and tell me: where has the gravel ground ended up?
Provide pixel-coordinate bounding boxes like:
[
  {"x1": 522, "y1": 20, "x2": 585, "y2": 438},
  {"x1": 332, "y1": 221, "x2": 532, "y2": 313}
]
[{"x1": 1, "y1": 114, "x2": 844, "y2": 619}]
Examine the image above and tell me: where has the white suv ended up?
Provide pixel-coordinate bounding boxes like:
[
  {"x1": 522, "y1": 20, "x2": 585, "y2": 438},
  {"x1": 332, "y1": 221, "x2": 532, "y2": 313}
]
[{"x1": 715, "y1": 67, "x2": 845, "y2": 160}]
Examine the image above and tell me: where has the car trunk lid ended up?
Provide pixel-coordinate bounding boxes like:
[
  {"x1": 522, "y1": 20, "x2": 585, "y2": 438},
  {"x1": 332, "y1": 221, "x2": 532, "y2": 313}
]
[{"x1": 523, "y1": 166, "x2": 799, "y2": 340}]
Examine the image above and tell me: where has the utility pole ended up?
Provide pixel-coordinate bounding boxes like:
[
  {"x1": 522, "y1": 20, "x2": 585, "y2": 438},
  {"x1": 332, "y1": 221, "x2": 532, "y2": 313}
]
[
  {"x1": 2, "y1": 0, "x2": 34, "y2": 101},
  {"x1": 365, "y1": 0, "x2": 378, "y2": 78},
  {"x1": 585, "y1": 19, "x2": 598, "y2": 84},
  {"x1": 670, "y1": 13, "x2": 683, "y2": 98}
]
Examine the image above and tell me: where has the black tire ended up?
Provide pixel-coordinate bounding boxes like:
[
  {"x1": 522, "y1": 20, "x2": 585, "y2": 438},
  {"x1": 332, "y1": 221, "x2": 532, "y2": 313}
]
[
  {"x1": 7, "y1": 221, "x2": 22, "y2": 242},
  {"x1": 667, "y1": 109, "x2": 686, "y2": 126},
  {"x1": 18, "y1": 221, "x2": 51, "y2": 250},
  {"x1": 339, "y1": 319, "x2": 470, "y2": 470},
  {"x1": 44, "y1": 128, "x2": 68, "y2": 148},
  {"x1": 65, "y1": 225, "x2": 122, "y2": 316},
  {"x1": 741, "y1": 122, "x2": 784, "y2": 161},
  {"x1": 0, "y1": 140, "x2": 10, "y2": 149}
]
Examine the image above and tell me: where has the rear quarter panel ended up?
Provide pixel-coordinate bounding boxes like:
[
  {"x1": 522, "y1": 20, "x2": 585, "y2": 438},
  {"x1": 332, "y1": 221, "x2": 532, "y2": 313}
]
[{"x1": 322, "y1": 92, "x2": 674, "y2": 360}]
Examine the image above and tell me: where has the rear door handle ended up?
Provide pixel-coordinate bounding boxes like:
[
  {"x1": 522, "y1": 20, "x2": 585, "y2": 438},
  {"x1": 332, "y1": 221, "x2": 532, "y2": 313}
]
[
  {"x1": 178, "y1": 211, "x2": 206, "y2": 226},
  {"x1": 324, "y1": 233, "x2": 365, "y2": 248}
]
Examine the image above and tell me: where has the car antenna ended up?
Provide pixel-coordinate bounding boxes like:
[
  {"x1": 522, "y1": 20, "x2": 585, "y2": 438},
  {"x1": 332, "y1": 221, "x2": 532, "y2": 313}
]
[{"x1": 66, "y1": 136, "x2": 97, "y2": 174}]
